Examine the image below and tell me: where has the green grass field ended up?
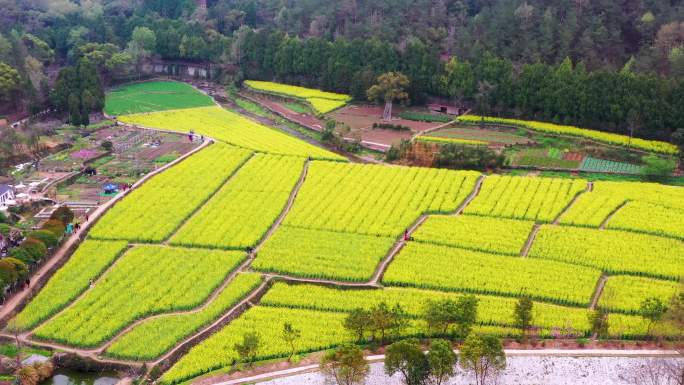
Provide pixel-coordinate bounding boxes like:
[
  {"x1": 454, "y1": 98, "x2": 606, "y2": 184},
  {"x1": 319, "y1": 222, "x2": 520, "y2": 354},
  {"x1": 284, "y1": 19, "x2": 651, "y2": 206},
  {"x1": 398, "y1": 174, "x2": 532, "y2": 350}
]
[{"x1": 104, "y1": 81, "x2": 214, "y2": 116}]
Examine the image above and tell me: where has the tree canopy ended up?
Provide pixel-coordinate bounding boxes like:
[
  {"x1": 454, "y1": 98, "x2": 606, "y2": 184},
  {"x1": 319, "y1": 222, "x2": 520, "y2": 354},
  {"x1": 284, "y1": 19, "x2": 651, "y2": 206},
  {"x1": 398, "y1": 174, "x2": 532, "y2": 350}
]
[
  {"x1": 367, "y1": 72, "x2": 410, "y2": 121},
  {"x1": 459, "y1": 334, "x2": 506, "y2": 385}
]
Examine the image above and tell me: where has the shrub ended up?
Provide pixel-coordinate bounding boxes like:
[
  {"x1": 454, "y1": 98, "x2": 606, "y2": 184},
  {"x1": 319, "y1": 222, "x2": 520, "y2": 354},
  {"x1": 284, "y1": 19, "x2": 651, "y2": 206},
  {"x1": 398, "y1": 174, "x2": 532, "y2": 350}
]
[
  {"x1": 29, "y1": 230, "x2": 59, "y2": 248},
  {"x1": 5, "y1": 258, "x2": 28, "y2": 278},
  {"x1": 19, "y1": 238, "x2": 47, "y2": 262},
  {"x1": 8, "y1": 248, "x2": 32, "y2": 265},
  {"x1": 50, "y1": 206, "x2": 74, "y2": 226},
  {"x1": 373, "y1": 122, "x2": 410, "y2": 131},
  {"x1": 0, "y1": 211, "x2": 7, "y2": 224},
  {"x1": 641, "y1": 155, "x2": 676, "y2": 182},
  {"x1": 385, "y1": 145, "x2": 401, "y2": 162},
  {"x1": 32, "y1": 362, "x2": 54, "y2": 382},
  {"x1": 0, "y1": 223, "x2": 10, "y2": 236},
  {"x1": 399, "y1": 111, "x2": 452, "y2": 123},
  {"x1": 41, "y1": 220, "x2": 65, "y2": 237},
  {"x1": 435, "y1": 144, "x2": 506, "y2": 171},
  {"x1": 15, "y1": 365, "x2": 38, "y2": 385},
  {"x1": 0, "y1": 257, "x2": 28, "y2": 283},
  {"x1": 101, "y1": 140, "x2": 113, "y2": 152},
  {"x1": 0, "y1": 258, "x2": 19, "y2": 284}
]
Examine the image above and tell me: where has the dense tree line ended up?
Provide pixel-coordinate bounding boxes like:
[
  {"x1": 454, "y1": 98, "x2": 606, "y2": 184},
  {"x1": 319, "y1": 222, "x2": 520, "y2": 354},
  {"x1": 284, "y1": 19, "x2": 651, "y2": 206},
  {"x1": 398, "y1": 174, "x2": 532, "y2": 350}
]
[
  {"x1": 53, "y1": 59, "x2": 104, "y2": 126},
  {"x1": 0, "y1": 0, "x2": 682, "y2": 141},
  {"x1": 239, "y1": 30, "x2": 684, "y2": 140}
]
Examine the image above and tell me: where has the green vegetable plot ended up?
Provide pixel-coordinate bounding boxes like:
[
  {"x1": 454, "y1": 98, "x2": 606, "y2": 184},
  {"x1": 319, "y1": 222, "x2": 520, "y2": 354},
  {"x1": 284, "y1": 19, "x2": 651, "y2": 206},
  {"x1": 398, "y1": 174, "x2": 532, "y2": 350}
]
[{"x1": 104, "y1": 81, "x2": 214, "y2": 116}]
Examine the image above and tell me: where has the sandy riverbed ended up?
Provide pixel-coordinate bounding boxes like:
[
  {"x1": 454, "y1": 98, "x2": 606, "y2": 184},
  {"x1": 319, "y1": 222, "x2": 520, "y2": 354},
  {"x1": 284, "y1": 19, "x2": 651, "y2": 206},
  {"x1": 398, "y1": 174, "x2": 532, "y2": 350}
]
[{"x1": 261, "y1": 356, "x2": 683, "y2": 385}]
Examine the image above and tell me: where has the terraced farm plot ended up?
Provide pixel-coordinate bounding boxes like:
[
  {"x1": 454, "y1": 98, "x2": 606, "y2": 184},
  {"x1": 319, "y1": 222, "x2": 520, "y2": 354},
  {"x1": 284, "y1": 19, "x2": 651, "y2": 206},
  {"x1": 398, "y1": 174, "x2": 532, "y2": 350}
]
[
  {"x1": 244, "y1": 80, "x2": 350, "y2": 101},
  {"x1": 170, "y1": 155, "x2": 305, "y2": 249},
  {"x1": 425, "y1": 126, "x2": 531, "y2": 145},
  {"x1": 11, "y1": 240, "x2": 129, "y2": 331},
  {"x1": 529, "y1": 226, "x2": 684, "y2": 280},
  {"x1": 307, "y1": 98, "x2": 348, "y2": 114},
  {"x1": 412, "y1": 215, "x2": 534, "y2": 255},
  {"x1": 160, "y1": 306, "x2": 350, "y2": 384},
  {"x1": 560, "y1": 181, "x2": 684, "y2": 229},
  {"x1": 261, "y1": 282, "x2": 591, "y2": 332},
  {"x1": 104, "y1": 81, "x2": 214, "y2": 116},
  {"x1": 608, "y1": 313, "x2": 681, "y2": 339},
  {"x1": 579, "y1": 157, "x2": 642, "y2": 174},
  {"x1": 512, "y1": 149, "x2": 582, "y2": 169},
  {"x1": 284, "y1": 162, "x2": 480, "y2": 237},
  {"x1": 607, "y1": 201, "x2": 684, "y2": 240},
  {"x1": 252, "y1": 226, "x2": 395, "y2": 281},
  {"x1": 118, "y1": 106, "x2": 344, "y2": 160},
  {"x1": 599, "y1": 276, "x2": 680, "y2": 314},
  {"x1": 383, "y1": 242, "x2": 600, "y2": 306},
  {"x1": 89, "y1": 144, "x2": 252, "y2": 242},
  {"x1": 105, "y1": 273, "x2": 263, "y2": 360},
  {"x1": 244, "y1": 80, "x2": 350, "y2": 114},
  {"x1": 160, "y1": 304, "x2": 518, "y2": 385},
  {"x1": 459, "y1": 115, "x2": 679, "y2": 155},
  {"x1": 558, "y1": 194, "x2": 628, "y2": 227},
  {"x1": 464, "y1": 175, "x2": 587, "y2": 222},
  {"x1": 416, "y1": 136, "x2": 487, "y2": 146},
  {"x1": 33, "y1": 246, "x2": 246, "y2": 347}
]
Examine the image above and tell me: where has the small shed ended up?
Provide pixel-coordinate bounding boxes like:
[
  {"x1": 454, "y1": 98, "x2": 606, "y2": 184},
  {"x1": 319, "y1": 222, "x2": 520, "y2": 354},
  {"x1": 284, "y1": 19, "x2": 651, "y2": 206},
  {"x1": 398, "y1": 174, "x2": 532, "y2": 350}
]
[{"x1": 427, "y1": 104, "x2": 467, "y2": 116}]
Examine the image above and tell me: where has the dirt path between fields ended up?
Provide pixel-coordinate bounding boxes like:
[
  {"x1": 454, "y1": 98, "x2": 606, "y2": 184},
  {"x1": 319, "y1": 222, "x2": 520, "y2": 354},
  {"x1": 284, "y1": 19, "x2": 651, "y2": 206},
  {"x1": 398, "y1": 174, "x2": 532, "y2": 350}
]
[
  {"x1": 147, "y1": 160, "x2": 312, "y2": 372},
  {"x1": 163, "y1": 153, "x2": 256, "y2": 245},
  {"x1": 599, "y1": 200, "x2": 629, "y2": 229},
  {"x1": 520, "y1": 224, "x2": 541, "y2": 257},
  {"x1": 369, "y1": 215, "x2": 428, "y2": 285},
  {"x1": 148, "y1": 278, "x2": 273, "y2": 368},
  {"x1": 19, "y1": 244, "x2": 133, "y2": 338},
  {"x1": 553, "y1": 181, "x2": 592, "y2": 225},
  {"x1": 28, "y1": 254, "x2": 257, "y2": 357},
  {"x1": 371, "y1": 174, "x2": 487, "y2": 285},
  {"x1": 590, "y1": 274, "x2": 608, "y2": 310},
  {"x1": 454, "y1": 175, "x2": 485, "y2": 216}
]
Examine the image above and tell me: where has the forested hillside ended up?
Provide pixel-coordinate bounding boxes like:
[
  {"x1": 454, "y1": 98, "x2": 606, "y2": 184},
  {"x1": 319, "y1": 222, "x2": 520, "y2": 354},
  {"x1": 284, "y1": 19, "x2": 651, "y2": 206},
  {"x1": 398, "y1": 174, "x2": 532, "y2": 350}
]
[{"x1": 1, "y1": 0, "x2": 683, "y2": 140}]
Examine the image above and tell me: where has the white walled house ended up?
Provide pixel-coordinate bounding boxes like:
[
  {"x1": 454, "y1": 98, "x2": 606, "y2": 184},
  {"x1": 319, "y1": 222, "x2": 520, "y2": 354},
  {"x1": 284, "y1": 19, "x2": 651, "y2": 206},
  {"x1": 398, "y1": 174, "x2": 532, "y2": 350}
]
[{"x1": 0, "y1": 185, "x2": 15, "y2": 207}]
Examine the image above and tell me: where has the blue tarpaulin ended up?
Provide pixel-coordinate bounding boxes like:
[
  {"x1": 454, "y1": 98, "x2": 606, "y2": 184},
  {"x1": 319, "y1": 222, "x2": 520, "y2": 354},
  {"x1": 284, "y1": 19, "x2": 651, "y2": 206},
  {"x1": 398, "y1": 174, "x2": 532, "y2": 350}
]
[{"x1": 103, "y1": 184, "x2": 118, "y2": 194}]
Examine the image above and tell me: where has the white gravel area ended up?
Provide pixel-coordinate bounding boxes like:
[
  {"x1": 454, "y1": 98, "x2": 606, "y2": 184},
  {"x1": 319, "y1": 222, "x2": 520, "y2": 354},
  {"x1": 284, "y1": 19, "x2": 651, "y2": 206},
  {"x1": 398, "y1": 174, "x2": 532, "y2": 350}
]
[{"x1": 260, "y1": 356, "x2": 684, "y2": 385}]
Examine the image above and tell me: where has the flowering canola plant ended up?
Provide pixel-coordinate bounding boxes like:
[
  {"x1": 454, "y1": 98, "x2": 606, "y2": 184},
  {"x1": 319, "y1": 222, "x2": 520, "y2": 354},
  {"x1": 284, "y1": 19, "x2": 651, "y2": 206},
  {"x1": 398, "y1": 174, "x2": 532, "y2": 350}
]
[
  {"x1": 33, "y1": 246, "x2": 246, "y2": 347},
  {"x1": 244, "y1": 80, "x2": 351, "y2": 114},
  {"x1": 458, "y1": 115, "x2": 678, "y2": 155}
]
